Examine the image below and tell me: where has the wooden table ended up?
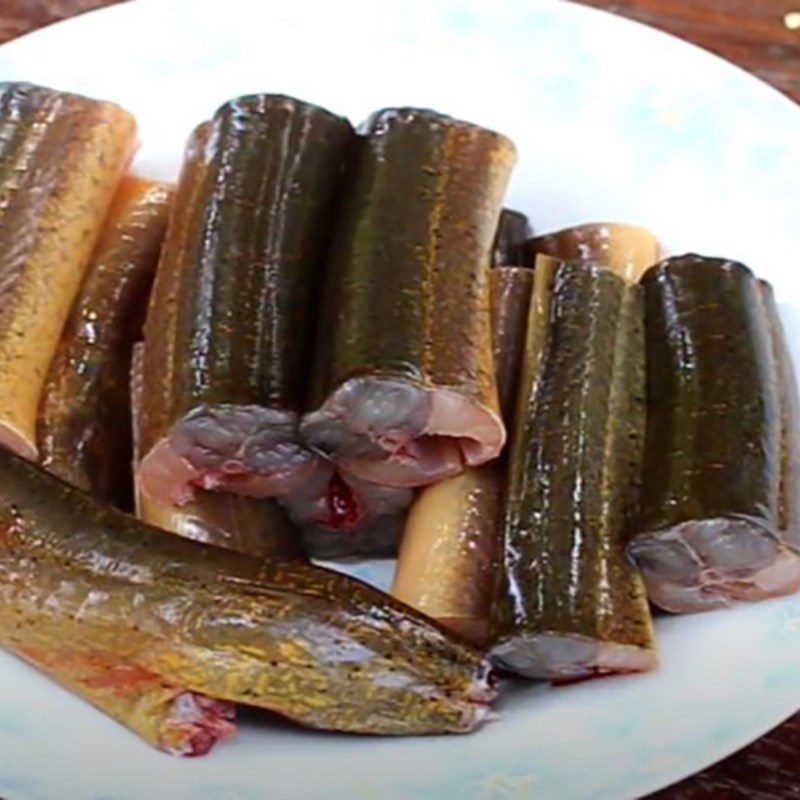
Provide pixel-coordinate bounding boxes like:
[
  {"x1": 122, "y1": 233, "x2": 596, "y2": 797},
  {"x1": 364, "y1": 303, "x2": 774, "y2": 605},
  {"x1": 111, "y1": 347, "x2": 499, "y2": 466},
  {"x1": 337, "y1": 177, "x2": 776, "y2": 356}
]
[{"x1": 1, "y1": 1, "x2": 798, "y2": 798}]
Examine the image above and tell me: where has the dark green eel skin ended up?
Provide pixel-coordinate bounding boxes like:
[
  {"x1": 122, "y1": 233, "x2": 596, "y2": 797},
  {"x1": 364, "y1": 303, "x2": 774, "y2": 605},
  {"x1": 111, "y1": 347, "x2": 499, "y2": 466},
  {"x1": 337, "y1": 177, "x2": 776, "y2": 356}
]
[
  {"x1": 490, "y1": 259, "x2": 655, "y2": 679},
  {"x1": 0, "y1": 446, "x2": 495, "y2": 755},
  {"x1": 491, "y1": 209, "x2": 532, "y2": 267},
  {"x1": 139, "y1": 95, "x2": 354, "y2": 506},
  {"x1": 490, "y1": 267, "x2": 534, "y2": 424},
  {"x1": 302, "y1": 108, "x2": 516, "y2": 489},
  {"x1": 628, "y1": 255, "x2": 800, "y2": 612}
]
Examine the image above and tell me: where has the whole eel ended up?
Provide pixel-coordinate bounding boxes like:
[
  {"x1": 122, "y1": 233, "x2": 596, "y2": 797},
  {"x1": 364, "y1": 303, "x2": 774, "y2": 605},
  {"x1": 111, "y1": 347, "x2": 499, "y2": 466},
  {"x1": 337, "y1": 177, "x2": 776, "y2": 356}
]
[{"x1": 0, "y1": 446, "x2": 494, "y2": 754}]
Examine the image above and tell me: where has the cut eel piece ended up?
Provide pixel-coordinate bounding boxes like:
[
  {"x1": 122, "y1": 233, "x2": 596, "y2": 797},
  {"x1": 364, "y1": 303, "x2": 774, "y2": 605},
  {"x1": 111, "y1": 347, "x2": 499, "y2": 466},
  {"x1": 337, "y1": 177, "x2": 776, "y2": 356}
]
[
  {"x1": 761, "y1": 281, "x2": 800, "y2": 543},
  {"x1": 137, "y1": 489, "x2": 304, "y2": 561},
  {"x1": 0, "y1": 82, "x2": 136, "y2": 460},
  {"x1": 38, "y1": 177, "x2": 171, "y2": 508},
  {"x1": 492, "y1": 208, "x2": 533, "y2": 267},
  {"x1": 490, "y1": 258, "x2": 656, "y2": 679},
  {"x1": 302, "y1": 108, "x2": 516, "y2": 488},
  {"x1": 132, "y1": 344, "x2": 304, "y2": 560},
  {"x1": 0, "y1": 446, "x2": 495, "y2": 753},
  {"x1": 627, "y1": 256, "x2": 800, "y2": 612},
  {"x1": 525, "y1": 222, "x2": 659, "y2": 282},
  {"x1": 489, "y1": 267, "x2": 534, "y2": 424},
  {"x1": 138, "y1": 95, "x2": 354, "y2": 506},
  {"x1": 391, "y1": 267, "x2": 533, "y2": 643},
  {"x1": 393, "y1": 464, "x2": 502, "y2": 646}
]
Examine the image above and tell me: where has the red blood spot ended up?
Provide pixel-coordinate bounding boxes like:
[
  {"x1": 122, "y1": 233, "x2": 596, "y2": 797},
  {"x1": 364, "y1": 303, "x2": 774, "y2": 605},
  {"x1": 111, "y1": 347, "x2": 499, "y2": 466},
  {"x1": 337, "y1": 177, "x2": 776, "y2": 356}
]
[
  {"x1": 182, "y1": 716, "x2": 236, "y2": 757},
  {"x1": 185, "y1": 728, "x2": 219, "y2": 757},
  {"x1": 175, "y1": 699, "x2": 237, "y2": 757},
  {"x1": 80, "y1": 661, "x2": 164, "y2": 696},
  {"x1": 320, "y1": 473, "x2": 364, "y2": 531}
]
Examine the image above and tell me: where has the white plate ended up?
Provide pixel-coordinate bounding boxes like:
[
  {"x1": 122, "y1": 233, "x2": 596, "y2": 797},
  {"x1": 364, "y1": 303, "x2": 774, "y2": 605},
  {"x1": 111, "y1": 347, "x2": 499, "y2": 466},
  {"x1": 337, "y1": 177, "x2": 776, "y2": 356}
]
[{"x1": 1, "y1": 1, "x2": 800, "y2": 798}]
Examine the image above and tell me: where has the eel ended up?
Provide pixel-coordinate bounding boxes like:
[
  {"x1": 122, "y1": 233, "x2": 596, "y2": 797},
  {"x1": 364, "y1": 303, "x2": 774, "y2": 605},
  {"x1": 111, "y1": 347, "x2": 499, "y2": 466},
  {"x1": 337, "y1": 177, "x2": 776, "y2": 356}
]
[
  {"x1": 38, "y1": 177, "x2": 171, "y2": 508},
  {"x1": 131, "y1": 343, "x2": 304, "y2": 560},
  {"x1": 761, "y1": 281, "x2": 800, "y2": 544},
  {"x1": 492, "y1": 208, "x2": 533, "y2": 267},
  {"x1": 525, "y1": 222, "x2": 659, "y2": 282},
  {"x1": 0, "y1": 82, "x2": 136, "y2": 460},
  {"x1": 490, "y1": 266, "x2": 535, "y2": 423},
  {"x1": 138, "y1": 95, "x2": 354, "y2": 506},
  {"x1": 392, "y1": 464, "x2": 502, "y2": 645},
  {"x1": 136, "y1": 488, "x2": 304, "y2": 561},
  {"x1": 627, "y1": 255, "x2": 800, "y2": 612},
  {"x1": 391, "y1": 266, "x2": 533, "y2": 644},
  {"x1": 301, "y1": 108, "x2": 516, "y2": 488},
  {"x1": 490, "y1": 258, "x2": 656, "y2": 679},
  {"x1": 0, "y1": 445, "x2": 495, "y2": 755}
]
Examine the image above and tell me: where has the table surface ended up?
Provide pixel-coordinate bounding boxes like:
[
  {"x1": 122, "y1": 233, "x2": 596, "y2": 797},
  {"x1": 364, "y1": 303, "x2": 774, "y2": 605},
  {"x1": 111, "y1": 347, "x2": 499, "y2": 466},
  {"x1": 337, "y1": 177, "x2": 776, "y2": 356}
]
[{"x1": 0, "y1": 1, "x2": 798, "y2": 798}]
